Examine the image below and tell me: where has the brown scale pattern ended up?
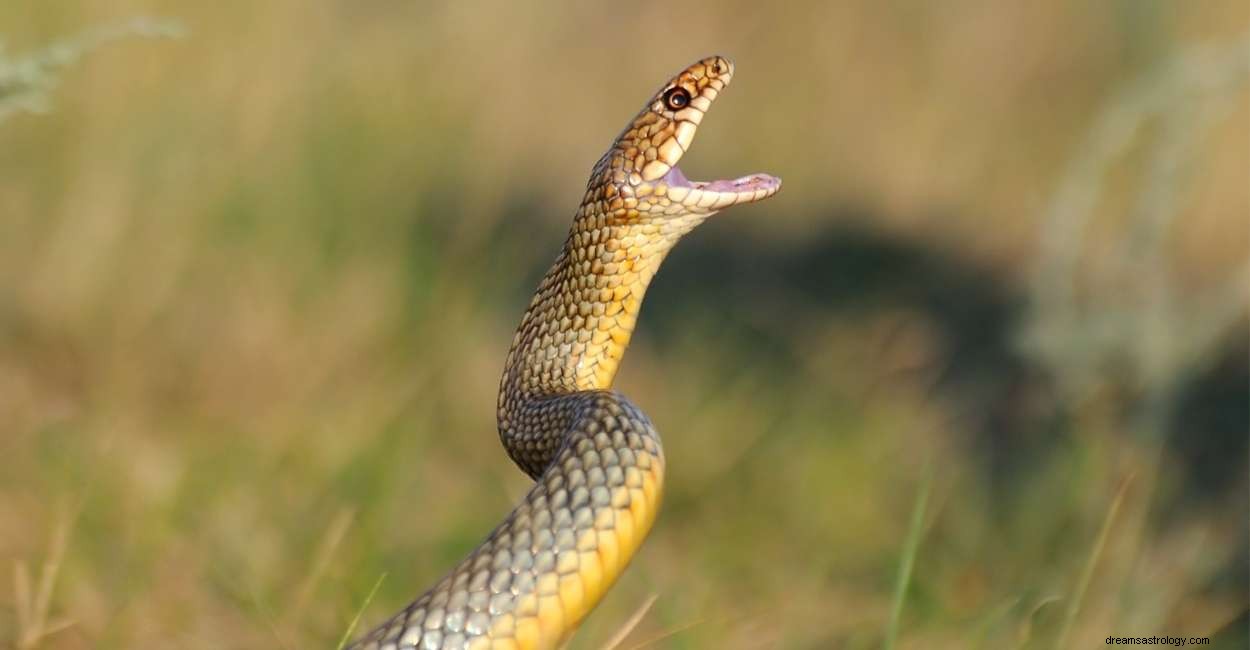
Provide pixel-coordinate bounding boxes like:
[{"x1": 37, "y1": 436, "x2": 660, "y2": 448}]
[{"x1": 350, "y1": 55, "x2": 780, "y2": 650}]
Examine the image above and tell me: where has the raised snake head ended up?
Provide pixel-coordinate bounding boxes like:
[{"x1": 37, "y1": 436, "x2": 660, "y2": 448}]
[
  {"x1": 505, "y1": 56, "x2": 781, "y2": 397},
  {"x1": 581, "y1": 55, "x2": 782, "y2": 234}
]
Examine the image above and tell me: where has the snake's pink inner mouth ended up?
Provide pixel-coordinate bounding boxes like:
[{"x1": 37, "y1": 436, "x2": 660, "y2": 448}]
[{"x1": 662, "y1": 165, "x2": 781, "y2": 194}]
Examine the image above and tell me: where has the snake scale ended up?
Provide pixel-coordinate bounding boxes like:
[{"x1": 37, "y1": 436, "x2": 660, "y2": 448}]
[{"x1": 350, "y1": 56, "x2": 780, "y2": 650}]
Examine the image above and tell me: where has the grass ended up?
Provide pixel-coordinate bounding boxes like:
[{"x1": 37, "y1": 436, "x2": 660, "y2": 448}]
[
  {"x1": 337, "y1": 573, "x2": 386, "y2": 650},
  {"x1": 0, "y1": 17, "x2": 182, "y2": 124},
  {"x1": 0, "y1": 3, "x2": 1246, "y2": 649},
  {"x1": 601, "y1": 594, "x2": 659, "y2": 650},
  {"x1": 1054, "y1": 475, "x2": 1131, "y2": 649},
  {"x1": 13, "y1": 512, "x2": 75, "y2": 649},
  {"x1": 883, "y1": 464, "x2": 932, "y2": 650}
]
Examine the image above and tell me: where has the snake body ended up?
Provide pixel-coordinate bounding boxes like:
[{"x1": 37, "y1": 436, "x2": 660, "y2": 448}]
[{"x1": 351, "y1": 56, "x2": 780, "y2": 650}]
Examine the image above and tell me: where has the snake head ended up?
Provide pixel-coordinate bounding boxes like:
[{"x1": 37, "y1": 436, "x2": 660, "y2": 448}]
[{"x1": 588, "y1": 55, "x2": 781, "y2": 223}]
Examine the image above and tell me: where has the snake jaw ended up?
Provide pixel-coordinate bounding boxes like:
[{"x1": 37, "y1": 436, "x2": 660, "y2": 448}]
[{"x1": 657, "y1": 165, "x2": 782, "y2": 211}]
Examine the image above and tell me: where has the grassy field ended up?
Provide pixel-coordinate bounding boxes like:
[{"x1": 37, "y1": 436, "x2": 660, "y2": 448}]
[{"x1": 1, "y1": 2, "x2": 1247, "y2": 648}]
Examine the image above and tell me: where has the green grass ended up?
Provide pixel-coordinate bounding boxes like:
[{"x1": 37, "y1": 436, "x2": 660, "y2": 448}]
[
  {"x1": 884, "y1": 464, "x2": 932, "y2": 650},
  {"x1": 1, "y1": 4, "x2": 1246, "y2": 649},
  {"x1": 338, "y1": 573, "x2": 386, "y2": 650}
]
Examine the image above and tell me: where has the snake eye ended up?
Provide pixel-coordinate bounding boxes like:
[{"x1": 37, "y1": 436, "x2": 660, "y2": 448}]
[{"x1": 663, "y1": 87, "x2": 691, "y2": 111}]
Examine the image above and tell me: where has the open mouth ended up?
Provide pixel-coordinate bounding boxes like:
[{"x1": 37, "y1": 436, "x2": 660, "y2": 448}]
[{"x1": 660, "y1": 165, "x2": 782, "y2": 206}]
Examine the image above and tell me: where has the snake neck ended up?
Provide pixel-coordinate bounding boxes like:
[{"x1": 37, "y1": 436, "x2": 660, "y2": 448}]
[
  {"x1": 496, "y1": 214, "x2": 696, "y2": 476},
  {"x1": 503, "y1": 216, "x2": 691, "y2": 395}
]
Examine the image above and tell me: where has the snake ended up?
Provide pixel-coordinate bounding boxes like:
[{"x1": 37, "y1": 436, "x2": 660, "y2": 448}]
[{"x1": 349, "y1": 55, "x2": 781, "y2": 650}]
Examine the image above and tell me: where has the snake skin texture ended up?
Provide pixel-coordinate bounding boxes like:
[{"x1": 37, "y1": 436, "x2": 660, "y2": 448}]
[{"x1": 350, "y1": 56, "x2": 781, "y2": 650}]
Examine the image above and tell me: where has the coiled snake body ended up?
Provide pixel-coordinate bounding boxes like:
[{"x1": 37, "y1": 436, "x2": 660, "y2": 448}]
[{"x1": 352, "y1": 56, "x2": 780, "y2": 650}]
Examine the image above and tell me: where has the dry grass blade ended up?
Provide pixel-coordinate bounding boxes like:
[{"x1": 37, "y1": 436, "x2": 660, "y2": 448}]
[
  {"x1": 621, "y1": 618, "x2": 706, "y2": 650},
  {"x1": 1053, "y1": 475, "x2": 1134, "y2": 649},
  {"x1": 1014, "y1": 596, "x2": 1062, "y2": 650},
  {"x1": 969, "y1": 597, "x2": 1021, "y2": 650},
  {"x1": 14, "y1": 514, "x2": 77, "y2": 649},
  {"x1": 14, "y1": 561, "x2": 32, "y2": 642},
  {"x1": 284, "y1": 507, "x2": 357, "y2": 635},
  {"x1": 600, "y1": 593, "x2": 658, "y2": 650}
]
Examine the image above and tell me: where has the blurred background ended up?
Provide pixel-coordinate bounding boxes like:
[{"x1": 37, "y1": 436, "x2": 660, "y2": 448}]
[{"x1": 1, "y1": 2, "x2": 1246, "y2": 648}]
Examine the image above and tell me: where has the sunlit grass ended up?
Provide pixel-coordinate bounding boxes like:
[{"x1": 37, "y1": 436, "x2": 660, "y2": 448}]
[
  {"x1": 884, "y1": 464, "x2": 931, "y2": 650},
  {"x1": 0, "y1": 17, "x2": 182, "y2": 124},
  {"x1": 0, "y1": 3, "x2": 1245, "y2": 649},
  {"x1": 338, "y1": 573, "x2": 386, "y2": 650},
  {"x1": 1054, "y1": 476, "x2": 1131, "y2": 649}
]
